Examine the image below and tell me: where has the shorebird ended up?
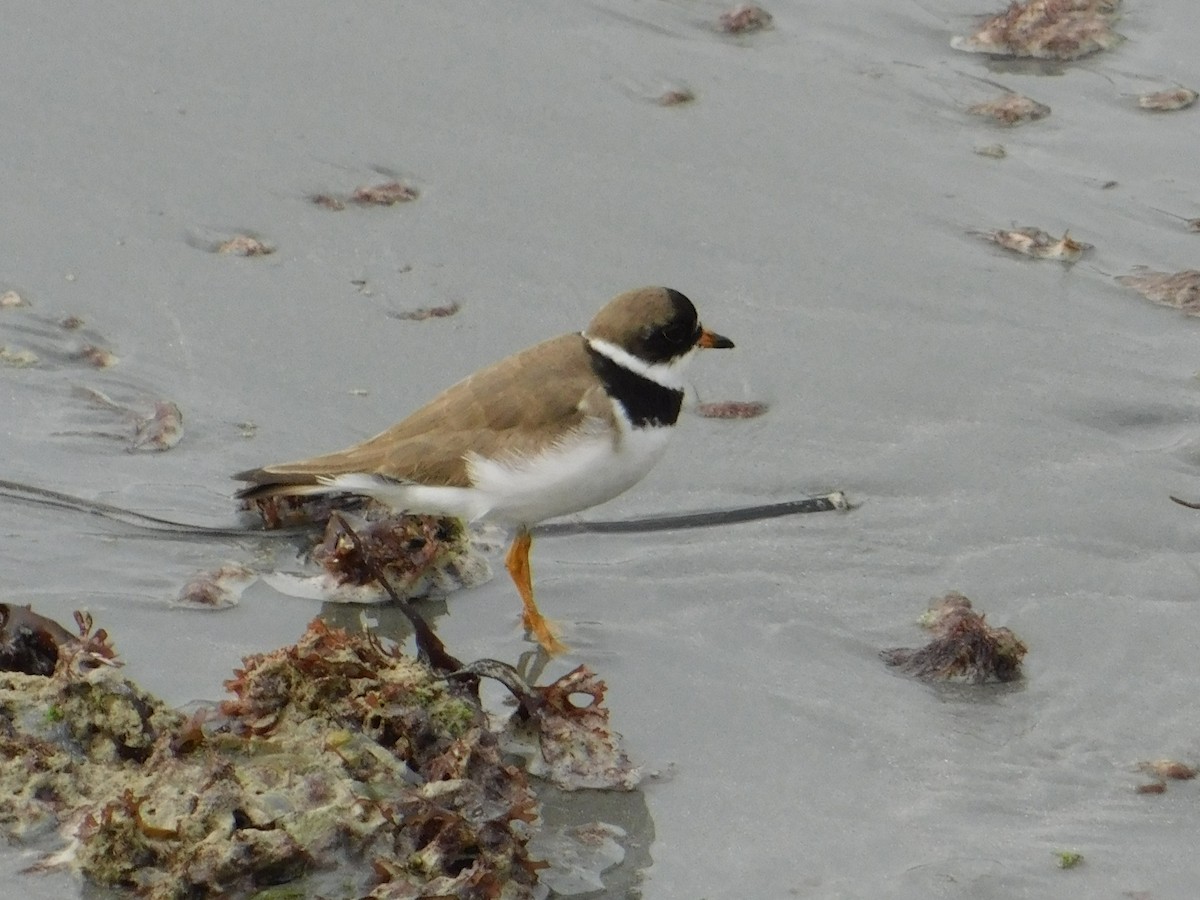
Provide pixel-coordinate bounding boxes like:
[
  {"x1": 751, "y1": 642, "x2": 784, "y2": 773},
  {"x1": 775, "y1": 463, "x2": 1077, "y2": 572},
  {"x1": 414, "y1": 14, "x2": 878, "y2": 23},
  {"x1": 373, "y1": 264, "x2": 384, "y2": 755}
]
[{"x1": 235, "y1": 286, "x2": 734, "y2": 653}]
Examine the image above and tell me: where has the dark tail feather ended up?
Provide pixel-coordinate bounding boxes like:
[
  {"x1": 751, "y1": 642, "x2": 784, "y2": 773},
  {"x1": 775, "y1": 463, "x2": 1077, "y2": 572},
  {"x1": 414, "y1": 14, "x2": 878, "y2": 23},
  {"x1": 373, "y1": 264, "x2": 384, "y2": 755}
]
[{"x1": 232, "y1": 469, "x2": 326, "y2": 501}]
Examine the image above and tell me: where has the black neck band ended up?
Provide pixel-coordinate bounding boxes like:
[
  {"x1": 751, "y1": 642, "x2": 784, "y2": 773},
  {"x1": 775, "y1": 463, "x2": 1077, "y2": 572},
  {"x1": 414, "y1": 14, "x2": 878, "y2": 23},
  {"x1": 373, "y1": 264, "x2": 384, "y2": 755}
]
[{"x1": 586, "y1": 345, "x2": 684, "y2": 428}]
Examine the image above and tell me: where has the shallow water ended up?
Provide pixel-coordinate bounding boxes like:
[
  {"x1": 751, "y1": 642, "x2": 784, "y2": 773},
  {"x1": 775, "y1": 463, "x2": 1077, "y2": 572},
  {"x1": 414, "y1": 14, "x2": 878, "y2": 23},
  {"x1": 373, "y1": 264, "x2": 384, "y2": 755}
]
[{"x1": 3, "y1": 1, "x2": 1200, "y2": 897}]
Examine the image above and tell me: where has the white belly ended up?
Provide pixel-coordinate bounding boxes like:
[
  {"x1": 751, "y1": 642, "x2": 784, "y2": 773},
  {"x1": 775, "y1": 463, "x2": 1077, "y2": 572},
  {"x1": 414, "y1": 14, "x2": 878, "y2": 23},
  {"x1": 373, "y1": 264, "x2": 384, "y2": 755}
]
[
  {"x1": 317, "y1": 418, "x2": 675, "y2": 526},
  {"x1": 465, "y1": 420, "x2": 673, "y2": 526}
]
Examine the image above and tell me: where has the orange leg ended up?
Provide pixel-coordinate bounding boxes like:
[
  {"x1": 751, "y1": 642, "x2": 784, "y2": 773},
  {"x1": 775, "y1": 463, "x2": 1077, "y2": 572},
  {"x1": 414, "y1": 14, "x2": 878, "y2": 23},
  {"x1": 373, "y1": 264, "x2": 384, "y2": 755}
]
[{"x1": 504, "y1": 528, "x2": 567, "y2": 655}]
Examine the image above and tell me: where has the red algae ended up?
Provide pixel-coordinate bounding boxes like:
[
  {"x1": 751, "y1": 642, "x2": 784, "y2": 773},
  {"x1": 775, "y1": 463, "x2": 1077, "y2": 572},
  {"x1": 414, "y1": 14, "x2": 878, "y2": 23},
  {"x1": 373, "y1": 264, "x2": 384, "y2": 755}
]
[{"x1": 952, "y1": 0, "x2": 1122, "y2": 61}]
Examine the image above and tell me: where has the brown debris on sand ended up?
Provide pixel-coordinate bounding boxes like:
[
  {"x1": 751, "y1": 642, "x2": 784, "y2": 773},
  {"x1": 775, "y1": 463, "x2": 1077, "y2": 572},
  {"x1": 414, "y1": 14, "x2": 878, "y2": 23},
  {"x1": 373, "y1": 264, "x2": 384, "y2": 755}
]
[
  {"x1": 1149, "y1": 208, "x2": 1200, "y2": 232},
  {"x1": 310, "y1": 180, "x2": 419, "y2": 210},
  {"x1": 1137, "y1": 88, "x2": 1198, "y2": 112},
  {"x1": 695, "y1": 400, "x2": 769, "y2": 419},
  {"x1": 951, "y1": 0, "x2": 1122, "y2": 61},
  {"x1": 387, "y1": 300, "x2": 461, "y2": 322},
  {"x1": 309, "y1": 193, "x2": 347, "y2": 210},
  {"x1": 881, "y1": 592, "x2": 1027, "y2": 683},
  {"x1": 718, "y1": 4, "x2": 773, "y2": 33},
  {"x1": 215, "y1": 234, "x2": 274, "y2": 256},
  {"x1": 0, "y1": 345, "x2": 39, "y2": 367},
  {"x1": 174, "y1": 563, "x2": 257, "y2": 610},
  {"x1": 657, "y1": 85, "x2": 696, "y2": 106},
  {"x1": 0, "y1": 307, "x2": 133, "y2": 375},
  {"x1": 76, "y1": 388, "x2": 184, "y2": 452},
  {"x1": 75, "y1": 343, "x2": 119, "y2": 368},
  {"x1": 1115, "y1": 269, "x2": 1200, "y2": 315},
  {"x1": 620, "y1": 79, "x2": 696, "y2": 108},
  {"x1": 973, "y1": 226, "x2": 1092, "y2": 261},
  {"x1": 967, "y1": 93, "x2": 1050, "y2": 125},
  {"x1": 1135, "y1": 759, "x2": 1197, "y2": 794},
  {"x1": 352, "y1": 180, "x2": 419, "y2": 206},
  {"x1": 1140, "y1": 759, "x2": 1197, "y2": 780},
  {"x1": 131, "y1": 400, "x2": 184, "y2": 451}
]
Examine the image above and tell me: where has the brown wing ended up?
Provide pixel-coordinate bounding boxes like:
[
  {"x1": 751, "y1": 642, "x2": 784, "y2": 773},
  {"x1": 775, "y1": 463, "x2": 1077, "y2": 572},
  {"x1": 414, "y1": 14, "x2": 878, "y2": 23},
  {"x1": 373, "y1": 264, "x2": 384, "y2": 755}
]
[{"x1": 235, "y1": 333, "x2": 612, "y2": 498}]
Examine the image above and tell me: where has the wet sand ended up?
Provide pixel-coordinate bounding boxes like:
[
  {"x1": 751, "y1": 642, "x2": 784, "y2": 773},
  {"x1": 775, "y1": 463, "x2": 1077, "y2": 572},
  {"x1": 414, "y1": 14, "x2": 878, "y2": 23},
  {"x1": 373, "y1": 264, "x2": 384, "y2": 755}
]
[{"x1": 3, "y1": 1, "x2": 1200, "y2": 897}]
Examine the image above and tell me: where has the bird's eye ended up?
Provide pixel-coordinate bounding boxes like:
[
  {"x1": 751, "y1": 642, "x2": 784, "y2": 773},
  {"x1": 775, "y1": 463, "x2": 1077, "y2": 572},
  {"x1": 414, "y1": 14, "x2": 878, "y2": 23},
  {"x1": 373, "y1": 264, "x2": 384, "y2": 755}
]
[{"x1": 657, "y1": 322, "x2": 689, "y2": 345}]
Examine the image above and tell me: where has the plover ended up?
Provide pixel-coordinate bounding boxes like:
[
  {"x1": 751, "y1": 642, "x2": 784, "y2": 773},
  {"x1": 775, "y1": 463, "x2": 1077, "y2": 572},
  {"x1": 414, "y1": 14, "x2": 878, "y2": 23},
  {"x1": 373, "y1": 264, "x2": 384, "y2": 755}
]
[{"x1": 235, "y1": 286, "x2": 734, "y2": 654}]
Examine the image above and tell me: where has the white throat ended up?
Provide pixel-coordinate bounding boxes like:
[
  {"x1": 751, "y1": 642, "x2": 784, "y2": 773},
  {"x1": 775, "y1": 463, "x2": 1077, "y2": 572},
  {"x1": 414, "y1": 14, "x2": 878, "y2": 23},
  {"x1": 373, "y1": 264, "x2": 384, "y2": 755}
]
[{"x1": 583, "y1": 335, "x2": 694, "y2": 391}]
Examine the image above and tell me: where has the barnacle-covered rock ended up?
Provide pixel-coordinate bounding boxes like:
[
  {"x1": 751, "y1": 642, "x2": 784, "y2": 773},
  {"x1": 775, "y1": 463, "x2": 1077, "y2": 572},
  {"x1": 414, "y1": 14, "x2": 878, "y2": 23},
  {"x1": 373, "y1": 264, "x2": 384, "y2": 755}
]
[{"x1": 1, "y1": 616, "x2": 543, "y2": 898}]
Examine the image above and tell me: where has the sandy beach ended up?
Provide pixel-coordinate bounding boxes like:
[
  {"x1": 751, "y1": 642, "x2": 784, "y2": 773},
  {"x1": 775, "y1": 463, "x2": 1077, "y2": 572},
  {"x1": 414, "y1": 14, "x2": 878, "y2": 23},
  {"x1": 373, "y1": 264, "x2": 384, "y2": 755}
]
[{"x1": 3, "y1": 1, "x2": 1200, "y2": 896}]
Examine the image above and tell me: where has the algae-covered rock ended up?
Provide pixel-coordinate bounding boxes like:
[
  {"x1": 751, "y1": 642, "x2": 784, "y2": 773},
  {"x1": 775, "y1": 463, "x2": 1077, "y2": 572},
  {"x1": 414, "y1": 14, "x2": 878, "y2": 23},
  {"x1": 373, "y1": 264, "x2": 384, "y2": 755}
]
[{"x1": 1, "y1": 617, "x2": 541, "y2": 898}]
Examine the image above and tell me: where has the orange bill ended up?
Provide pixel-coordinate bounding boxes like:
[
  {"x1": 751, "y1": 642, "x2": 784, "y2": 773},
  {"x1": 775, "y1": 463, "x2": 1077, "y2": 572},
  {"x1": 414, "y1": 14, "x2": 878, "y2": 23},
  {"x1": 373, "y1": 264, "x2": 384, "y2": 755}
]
[{"x1": 698, "y1": 327, "x2": 735, "y2": 350}]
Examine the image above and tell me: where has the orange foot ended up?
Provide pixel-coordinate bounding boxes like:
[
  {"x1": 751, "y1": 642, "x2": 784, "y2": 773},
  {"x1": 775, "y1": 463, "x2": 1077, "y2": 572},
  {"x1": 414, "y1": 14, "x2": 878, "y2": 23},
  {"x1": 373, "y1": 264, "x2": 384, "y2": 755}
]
[{"x1": 505, "y1": 528, "x2": 569, "y2": 656}]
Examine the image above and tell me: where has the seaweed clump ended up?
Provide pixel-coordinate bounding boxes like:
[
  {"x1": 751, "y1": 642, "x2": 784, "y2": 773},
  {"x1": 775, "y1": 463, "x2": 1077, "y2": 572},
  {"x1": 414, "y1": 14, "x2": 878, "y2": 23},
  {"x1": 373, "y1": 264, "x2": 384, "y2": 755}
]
[
  {"x1": 1116, "y1": 269, "x2": 1200, "y2": 316},
  {"x1": 881, "y1": 592, "x2": 1027, "y2": 683},
  {"x1": 242, "y1": 496, "x2": 490, "y2": 603},
  {"x1": 718, "y1": 4, "x2": 773, "y2": 33},
  {"x1": 0, "y1": 605, "x2": 116, "y2": 677},
  {"x1": 1137, "y1": 88, "x2": 1198, "y2": 112},
  {"x1": 966, "y1": 93, "x2": 1050, "y2": 126},
  {"x1": 309, "y1": 511, "x2": 482, "y2": 598},
  {"x1": 951, "y1": 0, "x2": 1122, "y2": 61},
  {"x1": 0, "y1": 615, "x2": 541, "y2": 898},
  {"x1": 464, "y1": 661, "x2": 643, "y2": 792},
  {"x1": 1135, "y1": 759, "x2": 1197, "y2": 794},
  {"x1": 973, "y1": 226, "x2": 1091, "y2": 261}
]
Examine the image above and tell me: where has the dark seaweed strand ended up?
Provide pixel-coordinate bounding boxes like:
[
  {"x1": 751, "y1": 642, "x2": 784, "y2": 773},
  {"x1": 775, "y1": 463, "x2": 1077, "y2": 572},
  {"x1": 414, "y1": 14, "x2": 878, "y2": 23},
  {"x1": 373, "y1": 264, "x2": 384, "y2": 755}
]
[
  {"x1": 537, "y1": 496, "x2": 844, "y2": 535},
  {"x1": 0, "y1": 479, "x2": 305, "y2": 538},
  {"x1": 585, "y1": 344, "x2": 684, "y2": 428},
  {"x1": 0, "y1": 479, "x2": 844, "y2": 539}
]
